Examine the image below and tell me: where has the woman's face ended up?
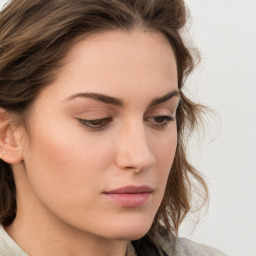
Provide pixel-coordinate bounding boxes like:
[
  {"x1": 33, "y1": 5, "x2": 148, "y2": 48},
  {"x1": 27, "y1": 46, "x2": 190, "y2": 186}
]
[{"x1": 17, "y1": 30, "x2": 179, "y2": 240}]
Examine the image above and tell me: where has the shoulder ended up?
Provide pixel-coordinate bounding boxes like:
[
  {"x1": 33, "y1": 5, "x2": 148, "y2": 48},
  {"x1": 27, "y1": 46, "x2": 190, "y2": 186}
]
[
  {"x1": 154, "y1": 228, "x2": 228, "y2": 256},
  {"x1": 175, "y1": 237, "x2": 228, "y2": 256},
  {"x1": 0, "y1": 225, "x2": 28, "y2": 256}
]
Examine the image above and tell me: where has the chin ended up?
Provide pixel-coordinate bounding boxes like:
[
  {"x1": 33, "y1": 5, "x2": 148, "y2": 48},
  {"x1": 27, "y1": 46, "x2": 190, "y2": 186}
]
[
  {"x1": 108, "y1": 228, "x2": 150, "y2": 241},
  {"x1": 123, "y1": 229, "x2": 150, "y2": 241},
  {"x1": 102, "y1": 216, "x2": 154, "y2": 241}
]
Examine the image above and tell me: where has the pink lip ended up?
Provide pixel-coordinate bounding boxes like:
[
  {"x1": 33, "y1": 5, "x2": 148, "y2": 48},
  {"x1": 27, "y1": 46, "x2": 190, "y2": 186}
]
[{"x1": 103, "y1": 185, "x2": 153, "y2": 208}]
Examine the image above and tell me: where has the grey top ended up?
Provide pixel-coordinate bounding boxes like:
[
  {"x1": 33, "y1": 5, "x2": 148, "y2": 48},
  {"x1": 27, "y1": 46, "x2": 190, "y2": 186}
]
[
  {"x1": 0, "y1": 226, "x2": 27, "y2": 256},
  {"x1": 0, "y1": 225, "x2": 228, "y2": 256},
  {"x1": 154, "y1": 230, "x2": 228, "y2": 256}
]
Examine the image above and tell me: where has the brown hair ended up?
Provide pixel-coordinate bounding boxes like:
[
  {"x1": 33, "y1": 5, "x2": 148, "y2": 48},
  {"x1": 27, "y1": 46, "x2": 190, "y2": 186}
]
[{"x1": 0, "y1": 0, "x2": 208, "y2": 236}]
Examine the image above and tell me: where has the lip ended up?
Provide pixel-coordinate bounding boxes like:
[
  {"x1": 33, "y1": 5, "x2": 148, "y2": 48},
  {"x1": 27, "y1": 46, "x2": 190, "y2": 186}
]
[{"x1": 103, "y1": 185, "x2": 153, "y2": 208}]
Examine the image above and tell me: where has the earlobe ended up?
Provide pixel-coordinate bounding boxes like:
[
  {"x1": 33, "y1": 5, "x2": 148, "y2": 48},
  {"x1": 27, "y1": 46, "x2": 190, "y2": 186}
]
[{"x1": 0, "y1": 108, "x2": 24, "y2": 164}]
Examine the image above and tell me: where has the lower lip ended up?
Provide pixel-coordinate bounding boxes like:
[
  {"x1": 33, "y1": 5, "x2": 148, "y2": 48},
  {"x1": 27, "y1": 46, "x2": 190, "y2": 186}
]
[{"x1": 103, "y1": 192, "x2": 151, "y2": 208}]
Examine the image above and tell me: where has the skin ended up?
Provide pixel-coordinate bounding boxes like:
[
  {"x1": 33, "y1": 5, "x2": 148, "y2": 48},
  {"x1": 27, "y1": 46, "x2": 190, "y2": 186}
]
[{"x1": 4, "y1": 29, "x2": 179, "y2": 256}]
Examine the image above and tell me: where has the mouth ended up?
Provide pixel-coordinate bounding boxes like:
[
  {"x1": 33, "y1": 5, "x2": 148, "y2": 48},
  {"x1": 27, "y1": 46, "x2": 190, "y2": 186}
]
[{"x1": 103, "y1": 185, "x2": 153, "y2": 208}]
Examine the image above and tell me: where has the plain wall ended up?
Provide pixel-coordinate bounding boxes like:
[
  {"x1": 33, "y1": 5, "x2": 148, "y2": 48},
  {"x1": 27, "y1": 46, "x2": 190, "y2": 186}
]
[
  {"x1": 1, "y1": 1, "x2": 255, "y2": 255},
  {"x1": 179, "y1": 1, "x2": 256, "y2": 256}
]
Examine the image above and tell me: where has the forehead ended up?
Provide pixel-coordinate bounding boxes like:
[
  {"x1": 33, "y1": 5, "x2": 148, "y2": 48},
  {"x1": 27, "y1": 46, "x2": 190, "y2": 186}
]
[
  {"x1": 66, "y1": 29, "x2": 176, "y2": 62},
  {"x1": 32, "y1": 29, "x2": 178, "y2": 111},
  {"x1": 55, "y1": 29, "x2": 178, "y2": 94}
]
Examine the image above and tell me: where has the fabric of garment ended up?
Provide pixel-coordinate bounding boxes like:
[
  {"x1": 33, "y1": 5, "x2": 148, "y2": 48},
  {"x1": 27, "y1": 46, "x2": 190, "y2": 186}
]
[
  {"x1": 0, "y1": 225, "x2": 228, "y2": 256},
  {"x1": 0, "y1": 226, "x2": 27, "y2": 256},
  {"x1": 153, "y1": 230, "x2": 228, "y2": 256}
]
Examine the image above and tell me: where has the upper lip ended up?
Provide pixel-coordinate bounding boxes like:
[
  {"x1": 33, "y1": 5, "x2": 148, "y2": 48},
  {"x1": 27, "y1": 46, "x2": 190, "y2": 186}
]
[{"x1": 104, "y1": 185, "x2": 153, "y2": 194}]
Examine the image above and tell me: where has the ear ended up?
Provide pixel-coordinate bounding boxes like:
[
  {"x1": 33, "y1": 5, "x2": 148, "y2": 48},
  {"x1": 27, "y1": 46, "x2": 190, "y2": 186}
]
[{"x1": 0, "y1": 108, "x2": 25, "y2": 164}]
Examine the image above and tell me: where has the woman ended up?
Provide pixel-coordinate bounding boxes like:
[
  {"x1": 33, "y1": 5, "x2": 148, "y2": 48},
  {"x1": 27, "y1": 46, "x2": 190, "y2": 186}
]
[{"x1": 0, "y1": 0, "x2": 227, "y2": 255}]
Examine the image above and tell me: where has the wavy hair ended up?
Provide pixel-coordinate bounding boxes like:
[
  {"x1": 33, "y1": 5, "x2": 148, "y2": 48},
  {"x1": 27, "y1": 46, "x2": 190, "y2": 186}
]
[{"x1": 0, "y1": 0, "x2": 208, "y2": 236}]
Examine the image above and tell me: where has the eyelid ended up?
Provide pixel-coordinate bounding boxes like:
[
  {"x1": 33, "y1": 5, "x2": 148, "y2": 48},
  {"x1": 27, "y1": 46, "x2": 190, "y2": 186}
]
[
  {"x1": 77, "y1": 117, "x2": 112, "y2": 132},
  {"x1": 145, "y1": 107, "x2": 176, "y2": 117},
  {"x1": 148, "y1": 99, "x2": 180, "y2": 113},
  {"x1": 74, "y1": 108, "x2": 112, "y2": 116},
  {"x1": 146, "y1": 115, "x2": 176, "y2": 121},
  {"x1": 144, "y1": 115, "x2": 176, "y2": 130}
]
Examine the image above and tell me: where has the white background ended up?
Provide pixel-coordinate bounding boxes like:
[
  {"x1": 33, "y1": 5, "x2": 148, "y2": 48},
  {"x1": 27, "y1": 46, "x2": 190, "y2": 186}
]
[
  {"x1": 179, "y1": 1, "x2": 256, "y2": 256},
  {"x1": 1, "y1": 1, "x2": 255, "y2": 255}
]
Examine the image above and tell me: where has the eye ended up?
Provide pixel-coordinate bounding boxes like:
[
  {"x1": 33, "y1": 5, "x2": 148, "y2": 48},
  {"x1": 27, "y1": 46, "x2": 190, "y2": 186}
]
[
  {"x1": 77, "y1": 117, "x2": 112, "y2": 131},
  {"x1": 146, "y1": 115, "x2": 176, "y2": 129}
]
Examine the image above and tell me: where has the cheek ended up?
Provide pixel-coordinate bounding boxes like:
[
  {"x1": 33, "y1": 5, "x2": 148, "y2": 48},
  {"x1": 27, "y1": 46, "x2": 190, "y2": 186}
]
[
  {"x1": 153, "y1": 127, "x2": 177, "y2": 170},
  {"x1": 22, "y1": 117, "x2": 113, "y2": 210},
  {"x1": 150, "y1": 127, "x2": 177, "y2": 196}
]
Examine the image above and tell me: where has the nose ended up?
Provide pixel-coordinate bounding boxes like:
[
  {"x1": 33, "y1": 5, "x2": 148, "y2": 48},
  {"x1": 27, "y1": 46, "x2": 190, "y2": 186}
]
[{"x1": 114, "y1": 122, "x2": 156, "y2": 173}]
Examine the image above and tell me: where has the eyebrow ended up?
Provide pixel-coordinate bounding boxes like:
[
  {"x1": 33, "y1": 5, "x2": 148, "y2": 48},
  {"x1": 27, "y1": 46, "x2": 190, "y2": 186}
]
[
  {"x1": 66, "y1": 90, "x2": 180, "y2": 107},
  {"x1": 66, "y1": 92, "x2": 123, "y2": 106},
  {"x1": 148, "y1": 90, "x2": 180, "y2": 107}
]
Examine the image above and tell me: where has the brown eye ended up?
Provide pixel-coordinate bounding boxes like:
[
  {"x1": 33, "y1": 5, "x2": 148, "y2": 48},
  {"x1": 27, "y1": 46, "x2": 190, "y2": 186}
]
[
  {"x1": 146, "y1": 115, "x2": 175, "y2": 129},
  {"x1": 154, "y1": 116, "x2": 168, "y2": 123},
  {"x1": 86, "y1": 119, "x2": 106, "y2": 126},
  {"x1": 77, "y1": 117, "x2": 112, "y2": 131}
]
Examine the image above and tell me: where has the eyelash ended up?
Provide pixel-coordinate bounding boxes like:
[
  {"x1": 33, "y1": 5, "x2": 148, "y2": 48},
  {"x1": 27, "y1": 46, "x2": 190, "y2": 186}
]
[
  {"x1": 146, "y1": 116, "x2": 176, "y2": 129},
  {"x1": 77, "y1": 115, "x2": 175, "y2": 131},
  {"x1": 78, "y1": 117, "x2": 112, "y2": 131}
]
